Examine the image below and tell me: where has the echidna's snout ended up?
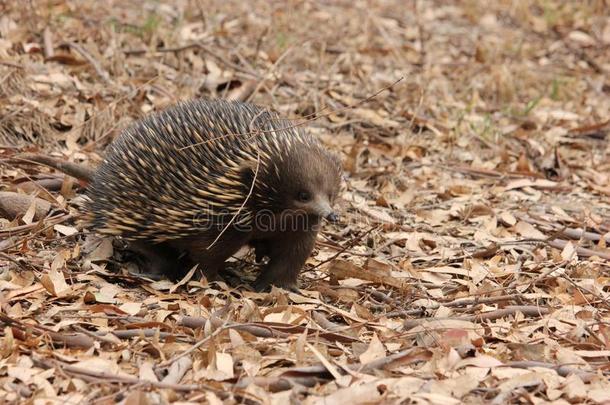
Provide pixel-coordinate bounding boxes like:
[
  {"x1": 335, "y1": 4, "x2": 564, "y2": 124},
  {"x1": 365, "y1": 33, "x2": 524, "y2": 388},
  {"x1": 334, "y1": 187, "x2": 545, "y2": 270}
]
[
  {"x1": 313, "y1": 196, "x2": 339, "y2": 222},
  {"x1": 325, "y1": 212, "x2": 339, "y2": 223}
]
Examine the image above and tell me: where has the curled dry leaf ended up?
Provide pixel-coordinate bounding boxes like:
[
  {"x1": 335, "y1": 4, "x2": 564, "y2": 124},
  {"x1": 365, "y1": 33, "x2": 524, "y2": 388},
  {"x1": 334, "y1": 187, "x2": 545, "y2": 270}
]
[{"x1": 40, "y1": 269, "x2": 70, "y2": 297}]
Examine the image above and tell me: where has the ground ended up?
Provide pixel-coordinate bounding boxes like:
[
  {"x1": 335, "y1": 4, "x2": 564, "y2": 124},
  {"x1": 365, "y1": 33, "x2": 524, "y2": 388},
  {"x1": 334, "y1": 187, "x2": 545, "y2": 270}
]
[{"x1": 1, "y1": 0, "x2": 610, "y2": 403}]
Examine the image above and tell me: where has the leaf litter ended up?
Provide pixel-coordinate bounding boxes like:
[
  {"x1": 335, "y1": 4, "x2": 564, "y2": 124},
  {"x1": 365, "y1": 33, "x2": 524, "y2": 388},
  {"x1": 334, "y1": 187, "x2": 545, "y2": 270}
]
[{"x1": 0, "y1": 0, "x2": 609, "y2": 403}]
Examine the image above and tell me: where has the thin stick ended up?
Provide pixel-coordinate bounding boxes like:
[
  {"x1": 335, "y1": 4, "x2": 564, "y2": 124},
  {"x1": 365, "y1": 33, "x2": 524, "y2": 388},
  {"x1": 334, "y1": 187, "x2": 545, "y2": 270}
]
[
  {"x1": 178, "y1": 77, "x2": 404, "y2": 151},
  {"x1": 34, "y1": 356, "x2": 220, "y2": 393},
  {"x1": 157, "y1": 320, "x2": 228, "y2": 369},
  {"x1": 308, "y1": 226, "x2": 379, "y2": 272},
  {"x1": 0, "y1": 214, "x2": 73, "y2": 252},
  {"x1": 65, "y1": 42, "x2": 113, "y2": 85},
  {"x1": 206, "y1": 152, "x2": 259, "y2": 251},
  {"x1": 206, "y1": 109, "x2": 266, "y2": 250},
  {"x1": 72, "y1": 75, "x2": 161, "y2": 147},
  {"x1": 245, "y1": 45, "x2": 294, "y2": 104},
  {"x1": 43, "y1": 27, "x2": 54, "y2": 59},
  {"x1": 9, "y1": 154, "x2": 95, "y2": 182}
]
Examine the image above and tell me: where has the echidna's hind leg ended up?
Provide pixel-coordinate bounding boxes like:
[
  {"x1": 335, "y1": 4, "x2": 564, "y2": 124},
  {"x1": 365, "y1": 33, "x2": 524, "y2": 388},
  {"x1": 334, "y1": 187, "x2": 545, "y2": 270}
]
[
  {"x1": 171, "y1": 232, "x2": 251, "y2": 285},
  {"x1": 125, "y1": 240, "x2": 183, "y2": 280},
  {"x1": 189, "y1": 254, "x2": 226, "y2": 283},
  {"x1": 253, "y1": 230, "x2": 318, "y2": 292}
]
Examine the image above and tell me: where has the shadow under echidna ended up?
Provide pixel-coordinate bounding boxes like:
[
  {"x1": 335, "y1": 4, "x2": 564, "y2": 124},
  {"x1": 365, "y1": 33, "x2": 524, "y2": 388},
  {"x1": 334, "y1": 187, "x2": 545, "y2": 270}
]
[{"x1": 82, "y1": 99, "x2": 342, "y2": 292}]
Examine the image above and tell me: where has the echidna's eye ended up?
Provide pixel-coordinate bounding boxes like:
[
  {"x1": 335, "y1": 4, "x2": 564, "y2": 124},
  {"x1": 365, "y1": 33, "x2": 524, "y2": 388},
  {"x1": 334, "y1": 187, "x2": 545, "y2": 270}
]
[{"x1": 297, "y1": 191, "x2": 312, "y2": 202}]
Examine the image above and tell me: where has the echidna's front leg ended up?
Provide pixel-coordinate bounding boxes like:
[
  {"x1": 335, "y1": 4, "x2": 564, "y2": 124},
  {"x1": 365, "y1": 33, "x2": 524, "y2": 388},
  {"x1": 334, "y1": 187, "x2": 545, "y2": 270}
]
[{"x1": 253, "y1": 230, "x2": 318, "y2": 292}]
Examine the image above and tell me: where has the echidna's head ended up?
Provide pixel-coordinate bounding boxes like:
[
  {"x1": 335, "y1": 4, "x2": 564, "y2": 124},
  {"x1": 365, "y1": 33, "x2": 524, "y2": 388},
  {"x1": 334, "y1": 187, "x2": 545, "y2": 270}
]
[
  {"x1": 246, "y1": 141, "x2": 342, "y2": 223},
  {"x1": 285, "y1": 146, "x2": 342, "y2": 222}
]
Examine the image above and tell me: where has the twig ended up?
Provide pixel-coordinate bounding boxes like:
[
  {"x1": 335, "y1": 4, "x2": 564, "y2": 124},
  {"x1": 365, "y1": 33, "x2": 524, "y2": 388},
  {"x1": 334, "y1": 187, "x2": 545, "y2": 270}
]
[
  {"x1": 199, "y1": 44, "x2": 260, "y2": 78},
  {"x1": 245, "y1": 45, "x2": 294, "y2": 104},
  {"x1": 43, "y1": 27, "x2": 54, "y2": 59},
  {"x1": 110, "y1": 329, "x2": 190, "y2": 340},
  {"x1": 0, "y1": 314, "x2": 95, "y2": 349},
  {"x1": 9, "y1": 153, "x2": 95, "y2": 182},
  {"x1": 518, "y1": 212, "x2": 610, "y2": 251},
  {"x1": 177, "y1": 316, "x2": 358, "y2": 343},
  {"x1": 359, "y1": 347, "x2": 431, "y2": 373},
  {"x1": 385, "y1": 294, "x2": 521, "y2": 317},
  {"x1": 157, "y1": 319, "x2": 229, "y2": 369},
  {"x1": 0, "y1": 60, "x2": 23, "y2": 69},
  {"x1": 82, "y1": 75, "x2": 161, "y2": 149},
  {"x1": 65, "y1": 42, "x2": 113, "y2": 85},
  {"x1": 504, "y1": 361, "x2": 599, "y2": 383},
  {"x1": 0, "y1": 213, "x2": 74, "y2": 252},
  {"x1": 464, "y1": 305, "x2": 551, "y2": 322},
  {"x1": 178, "y1": 77, "x2": 404, "y2": 151},
  {"x1": 403, "y1": 305, "x2": 551, "y2": 329},
  {"x1": 440, "y1": 164, "x2": 546, "y2": 180},
  {"x1": 206, "y1": 150, "x2": 260, "y2": 250},
  {"x1": 123, "y1": 43, "x2": 201, "y2": 55},
  {"x1": 279, "y1": 346, "x2": 431, "y2": 384},
  {"x1": 548, "y1": 238, "x2": 610, "y2": 260},
  {"x1": 32, "y1": 355, "x2": 222, "y2": 394},
  {"x1": 72, "y1": 325, "x2": 120, "y2": 346},
  {"x1": 308, "y1": 226, "x2": 379, "y2": 272}
]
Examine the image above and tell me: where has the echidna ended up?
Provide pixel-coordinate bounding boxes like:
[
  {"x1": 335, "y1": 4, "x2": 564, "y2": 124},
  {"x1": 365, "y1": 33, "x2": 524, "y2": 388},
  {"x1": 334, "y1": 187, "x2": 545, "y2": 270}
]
[{"x1": 83, "y1": 99, "x2": 342, "y2": 291}]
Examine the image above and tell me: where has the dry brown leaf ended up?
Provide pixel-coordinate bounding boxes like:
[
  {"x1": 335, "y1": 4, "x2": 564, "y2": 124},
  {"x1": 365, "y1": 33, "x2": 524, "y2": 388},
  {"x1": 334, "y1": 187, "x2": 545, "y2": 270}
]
[
  {"x1": 514, "y1": 221, "x2": 547, "y2": 239},
  {"x1": 40, "y1": 269, "x2": 70, "y2": 297},
  {"x1": 53, "y1": 224, "x2": 78, "y2": 236},
  {"x1": 358, "y1": 333, "x2": 386, "y2": 364}
]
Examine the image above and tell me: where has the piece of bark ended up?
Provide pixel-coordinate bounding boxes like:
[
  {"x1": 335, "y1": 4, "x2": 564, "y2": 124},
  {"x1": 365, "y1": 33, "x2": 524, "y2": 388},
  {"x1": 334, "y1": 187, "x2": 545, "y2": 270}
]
[
  {"x1": 0, "y1": 191, "x2": 52, "y2": 221},
  {"x1": 12, "y1": 153, "x2": 95, "y2": 182}
]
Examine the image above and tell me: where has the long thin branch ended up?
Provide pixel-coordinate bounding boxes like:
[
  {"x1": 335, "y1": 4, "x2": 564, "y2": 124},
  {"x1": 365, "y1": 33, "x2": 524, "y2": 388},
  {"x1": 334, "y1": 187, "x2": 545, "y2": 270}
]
[
  {"x1": 32, "y1": 355, "x2": 222, "y2": 394},
  {"x1": 65, "y1": 42, "x2": 113, "y2": 85},
  {"x1": 403, "y1": 305, "x2": 552, "y2": 329}
]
